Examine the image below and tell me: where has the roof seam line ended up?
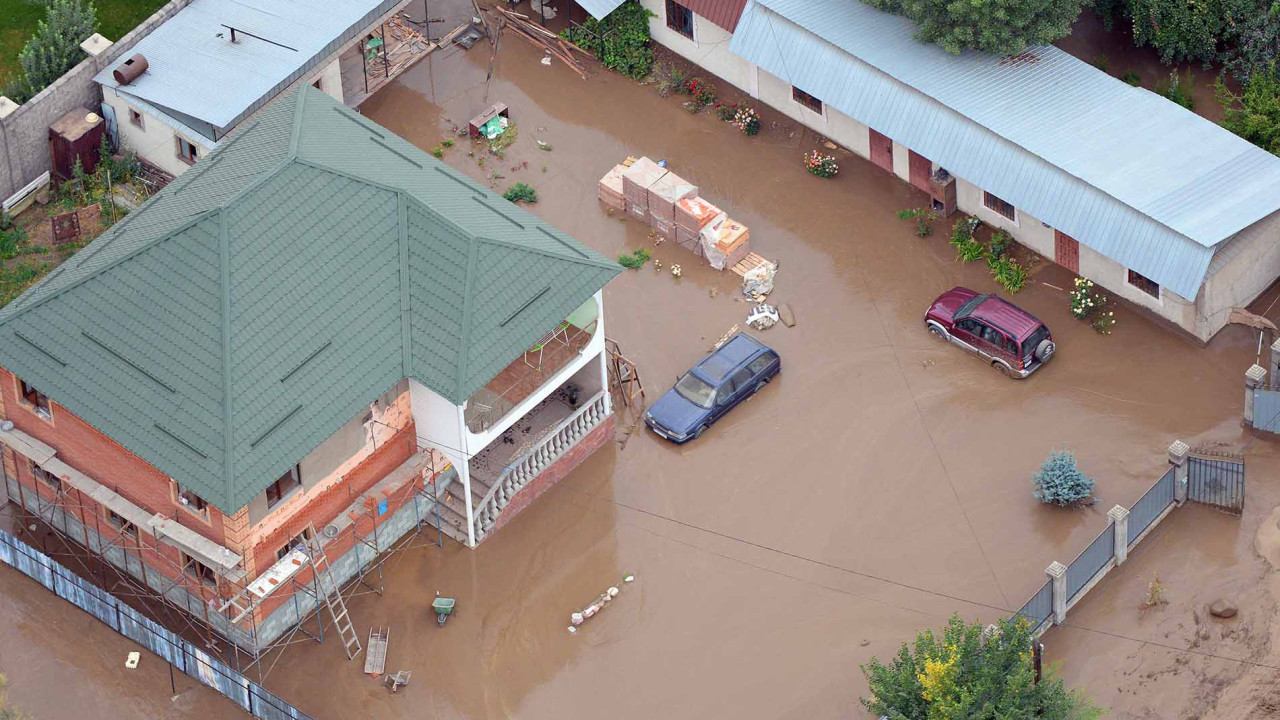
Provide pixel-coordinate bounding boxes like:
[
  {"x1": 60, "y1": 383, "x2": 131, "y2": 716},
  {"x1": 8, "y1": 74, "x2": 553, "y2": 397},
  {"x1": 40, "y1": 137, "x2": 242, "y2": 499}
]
[
  {"x1": 457, "y1": 233, "x2": 480, "y2": 403},
  {"x1": 218, "y1": 209, "x2": 235, "y2": 508},
  {"x1": 289, "y1": 84, "x2": 308, "y2": 159},
  {"x1": 397, "y1": 192, "x2": 412, "y2": 379}
]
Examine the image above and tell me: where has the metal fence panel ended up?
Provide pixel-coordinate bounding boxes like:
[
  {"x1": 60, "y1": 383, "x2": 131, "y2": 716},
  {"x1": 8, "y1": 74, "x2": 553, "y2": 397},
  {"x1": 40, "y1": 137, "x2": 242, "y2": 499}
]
[
  {"x1": 1254, "y1": 389, "x2": 1280, "y2": 432},
  {"x1": 1187, "y1": 455, "x2": 1245, "y2": 514},
  {"x1": 250, "y1": 682, "x2": 307, "y2": 720},
  {"x1": 0, "y1": 529, "x2": 55, "y2": 590},
  {"x1": 1066, "y1": 526, "x2": 1114, "y2": 601},
  {"x1": 183, "y1": 643, "x2": 251, "y2": 712},
  {"x1": 52, "y1": 563, "x2": 120, "y2": 631},
  {"x1": 1015, "y1": 580, "x2": 1054, "y2": 626},
  {"x1": 1128, "y1": 468, "x2": 1175, "y2": 545}
]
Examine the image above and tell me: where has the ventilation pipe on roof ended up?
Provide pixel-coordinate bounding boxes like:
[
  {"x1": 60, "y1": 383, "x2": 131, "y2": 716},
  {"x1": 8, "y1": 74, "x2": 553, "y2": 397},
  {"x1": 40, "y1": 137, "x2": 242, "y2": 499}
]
[{"x1": 113, "y1": 54, "x2": 148, "y2": 85}]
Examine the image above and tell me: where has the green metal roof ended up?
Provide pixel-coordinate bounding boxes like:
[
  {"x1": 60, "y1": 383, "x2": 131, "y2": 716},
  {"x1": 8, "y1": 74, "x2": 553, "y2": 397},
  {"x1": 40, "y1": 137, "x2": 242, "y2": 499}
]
[{"x1": 0, "y1": 86, "x2": 619, "y2": 514}]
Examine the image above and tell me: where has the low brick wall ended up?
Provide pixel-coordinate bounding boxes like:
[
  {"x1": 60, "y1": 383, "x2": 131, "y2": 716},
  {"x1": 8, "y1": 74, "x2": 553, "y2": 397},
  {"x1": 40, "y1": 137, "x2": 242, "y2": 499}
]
[{"x1": 490, "y1": 412, "x2": 616, "y2": 536}]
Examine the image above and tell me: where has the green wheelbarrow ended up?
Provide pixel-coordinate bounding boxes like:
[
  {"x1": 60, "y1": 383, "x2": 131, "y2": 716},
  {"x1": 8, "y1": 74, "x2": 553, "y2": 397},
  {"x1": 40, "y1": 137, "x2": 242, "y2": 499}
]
[{"x1": 433, "y1": 591, "x2": 455, "y2": 627}]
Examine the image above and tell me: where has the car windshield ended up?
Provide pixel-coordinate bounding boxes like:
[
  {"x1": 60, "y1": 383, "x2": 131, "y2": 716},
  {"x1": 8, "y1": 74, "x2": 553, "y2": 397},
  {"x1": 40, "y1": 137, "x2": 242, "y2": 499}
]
[
  {"x1": 1022, "y1": 326, "x2": 1050, "y2": 360},
  {"x1": 674, "y1": 372, "x2": 715, "y2": 409},
  {"x1": 954, "y1": 294, "x2": 990, "y2": 320}
]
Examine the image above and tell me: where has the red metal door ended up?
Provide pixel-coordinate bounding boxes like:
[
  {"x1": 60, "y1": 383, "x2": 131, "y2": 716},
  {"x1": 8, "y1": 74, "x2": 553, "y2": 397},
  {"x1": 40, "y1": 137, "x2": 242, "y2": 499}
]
[
  {"x1": 1055, "y1": 231, "x2": 1079, "y2": 273},
  {"x1": 908, "y1": 150, "x2": 931, "y2": 192},
  {"x1": 869, "y1": 128, "x2": 893, "y2": 173}
]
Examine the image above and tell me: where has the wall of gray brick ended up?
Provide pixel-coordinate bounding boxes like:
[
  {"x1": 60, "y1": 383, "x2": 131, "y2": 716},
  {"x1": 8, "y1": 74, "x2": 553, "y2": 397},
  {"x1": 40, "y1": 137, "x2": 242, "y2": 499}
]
[{"x1": 0, "y1": 0, "x2": 194, "y2": 201}]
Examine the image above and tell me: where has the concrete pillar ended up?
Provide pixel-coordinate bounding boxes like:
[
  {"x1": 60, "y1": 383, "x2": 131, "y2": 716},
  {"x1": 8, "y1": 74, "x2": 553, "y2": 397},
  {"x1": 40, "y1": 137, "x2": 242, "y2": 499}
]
[
  {"x1": 1169, "y1": 439, "x2": 1190, "y2": 504},
  {"x1": 1046, "y1": 561, "x2": 1067, "y2": 624},
  {"x1": 455, "y1": 405, "x2": 475, "y2": 548},
  {"x1": 1108, "y1": 505, "x2": 1129, "y2": 565},
  {"x1": 1271, "y1": 338, "x2": 1280, "y2": 379},
  {"x1": 1245, "y1": 364, "x2": 1267, "y2": 426}
]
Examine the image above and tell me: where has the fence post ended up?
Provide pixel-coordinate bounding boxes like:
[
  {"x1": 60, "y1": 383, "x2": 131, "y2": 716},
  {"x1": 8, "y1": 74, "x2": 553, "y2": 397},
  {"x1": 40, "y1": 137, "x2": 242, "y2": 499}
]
[
  {"x1": 1046, "y1": 561, "x2": 1067, "y2": 624},
  {"x1": 1169, "y1": 440, "x2": 1189, "y2": 505},
  {"x1": 1244, "y1": 364, "x2": 1266, "y2": 427},
  {"x1": 1108, "y1": 505, "x2": 1129, "y2": 565}
]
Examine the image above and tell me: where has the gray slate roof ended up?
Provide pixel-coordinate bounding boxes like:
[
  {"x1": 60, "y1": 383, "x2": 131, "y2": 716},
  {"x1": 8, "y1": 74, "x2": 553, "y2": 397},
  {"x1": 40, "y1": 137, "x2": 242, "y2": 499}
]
[
  {"x1": 732, "y1": 0, "x2": 1280, "y2": 299},
  {"x1": 95, "y1": 0, "x2": 399, "y2": 136},
  {"x1": 0, "y1": 86, "x2": 619, "y2": 514}
]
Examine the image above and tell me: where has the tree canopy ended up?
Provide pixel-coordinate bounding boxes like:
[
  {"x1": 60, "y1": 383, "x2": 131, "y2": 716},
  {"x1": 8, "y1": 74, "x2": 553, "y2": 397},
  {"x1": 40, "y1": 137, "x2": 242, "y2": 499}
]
[
  {"x1": 16, "y1": 0, "x2": 98, "y2": 98},
  {"x1": 1218, "y1": 61, "x2": 1280, "y2": 155},
  {"x1": 862, "y1": 615, "x2": 1100, "y2": 720},
  {"x1": 864, "y1": 0, "x2": 1090, "y2": 56}
]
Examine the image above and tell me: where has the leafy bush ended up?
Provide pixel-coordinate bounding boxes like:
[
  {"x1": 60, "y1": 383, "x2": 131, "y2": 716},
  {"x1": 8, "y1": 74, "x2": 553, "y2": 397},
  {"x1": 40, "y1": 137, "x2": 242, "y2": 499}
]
[
  {"x1": 1127, "y1": 0, "x2": 1256, "y2": 65},
  {"x1": 652, "y1": 63, "x2": 687, "y2": 97},
  {"x1": 989, "y1": 254, "x2": 1028, "y2": 293},
  {"x1": 988, "y1": 230, "x2": 1011, "y2": 259},
  {"x1": 685, "y1": 78, "x2": 716, "y2": 107},
  {"x1": 1093, "y1": 53, "x2": 1109, "y2": 72},
  {"x1": 18, "y1": 0, "x2": 98, "y2": 96},
  {"x1": 862, "y1": 614, "x2": 1100, "y2": 719},
  {"x1": 949, "y1": 216, "x2": 985, "y2": 262},
  {"x1": 0, "y1": 210, "x2": 13, "y2": 231},
  {"x1": 1068, "y1": 277, "x2": 1116, "y2": 333},
  {"x1": 714, "y1": 101, "x2": 740, "y2": 121},
  {"x1": 502, "y1": 182, "x2": 538, "y2": 204},
  {"x1": 617, "y1": 248, "x2": 651, "y2": 269},
  {"x1": 562, "y1": 2, "x2": 655, "y2": 79},
  {"x1": 803, "y1": 150, "x2": 838, "y2": 178},
  {"x1": 1122, "y1": 71, "x2": 1141, "y2": 86},
  {"x1": 1156, "y1": 69, "x2": 1196, "y2": 110},
  {"x1": 1218, "y1": 60, "x2": 1280, "y2": 155},
  {"x1": 862, "y1": 0, "x2": 1090, "y2": 56},
  {"x1": 733, "y1": 106, "x2": 760, "y2": 135},
  {"x1": 1033, "y1": 450, "x2": 1096, "y2": 506},
  {"x1": 897, "y1": 207, "x2": 937, "y2": 237}
]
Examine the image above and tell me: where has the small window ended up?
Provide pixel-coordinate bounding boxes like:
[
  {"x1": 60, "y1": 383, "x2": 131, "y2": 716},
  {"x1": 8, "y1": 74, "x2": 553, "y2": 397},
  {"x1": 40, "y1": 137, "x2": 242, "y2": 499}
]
[
  {"x1": 181, "y1": 551, "x2": 217, "y2": 587},
  {"x1": 105, "y1": 509, "x2": 138, "y2": 538},
  {"x1": 174, "y1": 481, "x2": 209, "y2": 517},
  {"x1": 276, "y1": 527, "x2": 313, "y2": 560},
  {"x1": 727, "y1": 368, "x2": 754, "y2": 394},
  {"x1": 30, "y1": 460, "x2": 61, "y2": 492},
  {"x1": 983, "y1": 191, "x2": 1016, "y2": 222},
  {"x1": 746, "y1": 352, "x2": 776, "y2": 376},
  {"x1": 176, "y1": 137, "x2": 199, "y2": 165},
  {"x1": 265, "y1": 465, "x2": 302, "y2": 509},
  {"x1": 955, "y1": 318, "x2": 981, "y2": 335},
  {"x1": 792, "y1": 86, "x2": 823, "y2": 114},
  {"x1": 980, "y1": 324, "x2": 1003, "y2": 347},
  {"x1": 18, "y1": 378, "x2": 51, "y2": 419},
  {"x1": 312, "y1": 78, "x2": 322, "y2": 90},
  {"x1": 128, "y1": 107, "x2": 144, "y2": 129},
  {"x1": 1127, "y1": 269, "x2": 1160, "y2": 299},
  {"x1": 665, "y1": 0, "x2": 694, "y2": 39}
]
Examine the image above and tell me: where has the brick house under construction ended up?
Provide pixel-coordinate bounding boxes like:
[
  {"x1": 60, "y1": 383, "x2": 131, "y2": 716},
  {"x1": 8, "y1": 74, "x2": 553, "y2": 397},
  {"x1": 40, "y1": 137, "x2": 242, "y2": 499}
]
[{"x1": 0, "y1": 86, "x2": 620, "y2": 654}]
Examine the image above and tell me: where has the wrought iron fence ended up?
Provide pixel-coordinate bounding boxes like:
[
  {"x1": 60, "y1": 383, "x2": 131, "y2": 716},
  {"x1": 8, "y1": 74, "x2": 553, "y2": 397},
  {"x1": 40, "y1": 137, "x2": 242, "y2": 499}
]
[
  {"x1": 1128, "y1": 467, "x2": 1175, "y2": 545},
  {"x1": 1015, "y1": 580, "x2": 1053, "y2": 627},
  {"x1": 1065, "y1": 526, "x2": 1114, "y2": 602},
  {"x1": 1187, "y1": 454, "x2": 1245, "y2": 514},
  {"x1": 0, "y1": 528, "x2": 314, "y2": 720}
]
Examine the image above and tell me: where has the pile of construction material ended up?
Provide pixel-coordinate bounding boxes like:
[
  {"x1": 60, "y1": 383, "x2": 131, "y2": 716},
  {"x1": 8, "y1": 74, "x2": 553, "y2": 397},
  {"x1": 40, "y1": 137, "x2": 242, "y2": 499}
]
[{"x1": 598, "y1": 157, "x2": 752, "y2": 271}]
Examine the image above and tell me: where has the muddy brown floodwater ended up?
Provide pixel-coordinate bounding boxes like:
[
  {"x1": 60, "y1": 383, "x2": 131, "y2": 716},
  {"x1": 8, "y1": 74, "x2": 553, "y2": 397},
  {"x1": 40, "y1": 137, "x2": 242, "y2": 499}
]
[{"x1": 4, "y1": 15, "x2": 1277, "y2": 720}]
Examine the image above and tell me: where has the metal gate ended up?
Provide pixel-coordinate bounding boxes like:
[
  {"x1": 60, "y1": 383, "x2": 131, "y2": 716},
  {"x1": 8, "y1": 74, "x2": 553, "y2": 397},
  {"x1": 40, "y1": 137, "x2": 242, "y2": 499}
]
[{"x1": 1187, "y1": 452, "x2": 1245, "y2": 514}]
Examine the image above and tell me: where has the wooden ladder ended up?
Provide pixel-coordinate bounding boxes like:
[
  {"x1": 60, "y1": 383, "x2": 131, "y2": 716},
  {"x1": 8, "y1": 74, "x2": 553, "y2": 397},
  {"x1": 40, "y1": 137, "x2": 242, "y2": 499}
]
[{"x1": 305, "y1": 523, "x2": 362, "y2": 660}]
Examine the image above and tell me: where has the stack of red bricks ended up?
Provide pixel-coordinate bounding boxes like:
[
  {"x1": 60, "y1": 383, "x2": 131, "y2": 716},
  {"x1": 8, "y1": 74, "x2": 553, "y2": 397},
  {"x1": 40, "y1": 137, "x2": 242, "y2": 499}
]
[{"x1": 599, "y1": 156, "x2": 751, "y2": 270}]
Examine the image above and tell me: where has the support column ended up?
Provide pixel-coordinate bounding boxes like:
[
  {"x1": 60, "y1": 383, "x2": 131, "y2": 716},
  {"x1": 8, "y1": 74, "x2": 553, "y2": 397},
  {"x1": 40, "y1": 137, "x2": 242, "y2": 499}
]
[
  {"x1": 1245, "y1": 364, "x2": 1266, "y2": 427},
  {"x1": 1169, "y1": 440, "x2": 1189, "y2": 504},
  {"x1": 455, "y1": 406, "x2": 475, "y2": 548},
  {"x1": 1046, "y1": 561, "x2": 1067, "y2": 624},
  {"x1": 1108, "y1": 505, "x2": 1129, "y2": 565}
]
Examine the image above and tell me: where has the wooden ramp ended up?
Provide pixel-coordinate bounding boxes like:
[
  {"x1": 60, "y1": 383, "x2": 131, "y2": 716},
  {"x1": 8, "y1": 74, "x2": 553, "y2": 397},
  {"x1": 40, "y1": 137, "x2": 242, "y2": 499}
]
[{"x1": 364, "y1": 627, "x2": 389, "y2": 676}]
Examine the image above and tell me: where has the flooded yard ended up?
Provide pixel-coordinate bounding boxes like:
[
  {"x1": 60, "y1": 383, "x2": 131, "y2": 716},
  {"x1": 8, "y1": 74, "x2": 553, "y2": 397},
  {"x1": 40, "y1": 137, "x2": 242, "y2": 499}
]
[{"x1": 3, "y1": 14, "x2": 1277, "y2": 719}]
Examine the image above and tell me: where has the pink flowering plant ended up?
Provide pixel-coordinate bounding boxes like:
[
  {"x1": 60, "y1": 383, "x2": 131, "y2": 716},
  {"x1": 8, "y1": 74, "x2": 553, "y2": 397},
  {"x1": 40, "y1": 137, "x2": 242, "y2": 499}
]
[
  {"x1": 733, "y1": 106, "x2": 760, "y2": 135},
  {"x1": 804, "y1": 149, "x2": 838, "y2": 178}
]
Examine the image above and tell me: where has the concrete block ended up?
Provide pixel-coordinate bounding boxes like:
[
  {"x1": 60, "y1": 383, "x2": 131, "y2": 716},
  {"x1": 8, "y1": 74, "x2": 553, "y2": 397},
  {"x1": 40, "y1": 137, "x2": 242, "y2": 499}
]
[
  {"x1": 80, "y1": 33, "x2": 113, "y2": 57},
  {"x1": 1107, "y1": 505, "x2": 1129, "y2": 565}
]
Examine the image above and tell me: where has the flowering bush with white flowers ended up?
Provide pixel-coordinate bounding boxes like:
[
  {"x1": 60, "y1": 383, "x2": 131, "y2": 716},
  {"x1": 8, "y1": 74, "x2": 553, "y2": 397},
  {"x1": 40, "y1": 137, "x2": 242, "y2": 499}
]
[
  {"x1": 733, "y1": 106, "x2": 760, "y2": 136},
  {"x1": 804, "y1": 150, "x2": 838, "y2": 178},
  {"x1": 1069, "y1": 277, "x2": 1116, "y2": 334}
]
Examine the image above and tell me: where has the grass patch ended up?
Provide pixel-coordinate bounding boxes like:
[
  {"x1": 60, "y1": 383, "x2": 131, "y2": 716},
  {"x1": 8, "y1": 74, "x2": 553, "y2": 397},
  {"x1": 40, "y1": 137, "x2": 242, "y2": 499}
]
[
  {"x1": 0, "y1": 0, "x2": 169, "y2": 87},
  {"x1": 1, "y1": 259, "x2": 52, "y2": 307}
]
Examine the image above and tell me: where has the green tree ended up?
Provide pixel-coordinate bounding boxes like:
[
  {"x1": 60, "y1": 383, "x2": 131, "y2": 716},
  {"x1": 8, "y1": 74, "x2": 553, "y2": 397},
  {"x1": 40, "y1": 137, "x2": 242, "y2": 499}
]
[
  {"x1": 862, "y1": 615, "x2": 1099, "y2": 720},
  {"x1": 1033, "y1": 450, "x2": 1095, "y2": 506},
  {"x1": 1218, "y1": 61, "x2": 1280, "y2": 155},
  {"x1": 17, "y1": 0, "x2": 99, "y2": 95},
  {"x1": 863, "y1": 0, "x2": 1090, "y2": 56},
  {"x1": 0, "y1": 672, "x2": 29, "y2": 719},
  {"x1": 1126, "y1": 0, "x2": 1257, "y2": 65},
  {"x1": 561, "y1": 2, "x2": 654, "y2": 79}
]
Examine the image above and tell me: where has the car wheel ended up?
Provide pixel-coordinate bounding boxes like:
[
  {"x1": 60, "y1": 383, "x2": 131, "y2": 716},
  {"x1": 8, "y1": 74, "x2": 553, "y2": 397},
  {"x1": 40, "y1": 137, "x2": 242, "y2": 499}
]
[
  {"x1": 993, "y1": 361, "x2": 1012, "y2": 378},
  {"x1": 927, "y1": 323, "x2": 947, "y2": 340},
  {"x1": 692, "y1": 424, "x2": 708, "y2": 440}
]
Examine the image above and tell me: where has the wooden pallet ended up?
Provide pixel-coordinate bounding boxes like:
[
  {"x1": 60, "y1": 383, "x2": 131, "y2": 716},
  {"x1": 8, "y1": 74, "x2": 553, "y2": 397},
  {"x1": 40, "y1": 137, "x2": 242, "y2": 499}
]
[
  {"x1": 731, "y1": 252, "x2": 772, "y2": 277},
  {"x1": 364, "y1": 627, "x2": 389, "y2": 676}
]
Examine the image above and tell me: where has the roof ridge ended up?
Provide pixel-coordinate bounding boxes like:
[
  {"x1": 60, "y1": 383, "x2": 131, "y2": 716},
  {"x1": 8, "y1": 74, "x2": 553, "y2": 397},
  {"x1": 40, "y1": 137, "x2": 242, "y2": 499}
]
[
  {"x1": 473, "y1": 233, "x2": 619, "y2": 272},
  {"x1": 217, "y1": 208, "x2": 235, "y2": 509}
]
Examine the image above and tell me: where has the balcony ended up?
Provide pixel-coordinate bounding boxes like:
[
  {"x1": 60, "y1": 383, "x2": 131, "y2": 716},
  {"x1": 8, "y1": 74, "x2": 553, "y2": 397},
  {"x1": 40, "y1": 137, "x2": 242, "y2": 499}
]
[{"x1": 464, "y1": 296, "x2": 599, "y2": 435}]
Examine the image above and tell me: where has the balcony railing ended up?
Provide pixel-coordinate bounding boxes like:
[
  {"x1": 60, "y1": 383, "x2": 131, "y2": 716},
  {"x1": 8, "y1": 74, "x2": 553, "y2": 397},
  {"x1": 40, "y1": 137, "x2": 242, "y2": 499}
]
[{"x1": 471, "y1": 390, "x2": 608, "y2": 543}]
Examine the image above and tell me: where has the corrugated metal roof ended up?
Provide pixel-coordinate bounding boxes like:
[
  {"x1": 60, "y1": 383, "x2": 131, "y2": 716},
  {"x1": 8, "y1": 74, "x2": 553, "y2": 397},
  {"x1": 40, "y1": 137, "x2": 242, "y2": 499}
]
[
  {"x1": 94, "y1": 0, "x2": 399, "y2": 134},
  {"x1": 0, "y1": 86, "x2": 619, "y2": 515},
  {"x1": 728, "y1": 0, "x2": 1280, "y2": 298},
  {"x1": 682, "y1": 0, "x2": 748, "y2": 31},
  {"x1": 578, "y1": 0, "x2": 627, "y2": 20}
]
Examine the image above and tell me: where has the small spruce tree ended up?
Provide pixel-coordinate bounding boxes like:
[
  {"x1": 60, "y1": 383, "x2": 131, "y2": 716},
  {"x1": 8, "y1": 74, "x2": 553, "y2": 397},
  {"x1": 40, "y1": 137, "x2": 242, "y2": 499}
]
[
  {"x1": 1033, "y1": 450, "x2": 1095, "y2": 506},
  {"x1": 17, "y1": 0, "x2": 99, "y2": 95}
]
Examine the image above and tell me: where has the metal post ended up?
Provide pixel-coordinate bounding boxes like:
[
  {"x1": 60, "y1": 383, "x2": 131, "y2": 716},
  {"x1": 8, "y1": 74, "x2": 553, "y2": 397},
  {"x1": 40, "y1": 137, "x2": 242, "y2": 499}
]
[
  {"x1": 1032, "y1": 641, "x2": 1043, "y2": 684},
  {"x1": 1046, "y1": 561, "x2": 1067, "y2": 624},
  {"x1": 1244, "y1": 363, "x2": 1266, "y2": 427},
  {"x1": 1107, "y1": 505, "x2": 1129, "y2": 565},
  {"x1": 1169, "y1": 440, "x2": 1190, "y2": 504},
  {"x1": 169, "y1": 661, "x2": 177, "y2": 695}
]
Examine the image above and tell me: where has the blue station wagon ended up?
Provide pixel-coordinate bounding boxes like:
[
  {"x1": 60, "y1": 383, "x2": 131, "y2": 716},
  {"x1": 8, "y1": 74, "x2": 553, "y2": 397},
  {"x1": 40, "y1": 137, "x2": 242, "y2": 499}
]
[{"x1": 645, "y1": 333, "x2": 781, "y2": 443}]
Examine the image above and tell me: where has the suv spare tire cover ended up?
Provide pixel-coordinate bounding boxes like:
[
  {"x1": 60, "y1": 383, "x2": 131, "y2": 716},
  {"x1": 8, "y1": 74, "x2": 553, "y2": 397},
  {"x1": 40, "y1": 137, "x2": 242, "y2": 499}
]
[{"x1": 1034, "y1": 339, "x2": 1055, "y2": 361}]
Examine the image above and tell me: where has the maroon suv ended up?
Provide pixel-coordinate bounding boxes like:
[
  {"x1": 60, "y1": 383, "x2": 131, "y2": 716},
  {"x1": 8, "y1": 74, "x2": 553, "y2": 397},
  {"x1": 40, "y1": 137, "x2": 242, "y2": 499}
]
[{"x1": 924, "y1": 287, "x2": 1055, "y2": 378}]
